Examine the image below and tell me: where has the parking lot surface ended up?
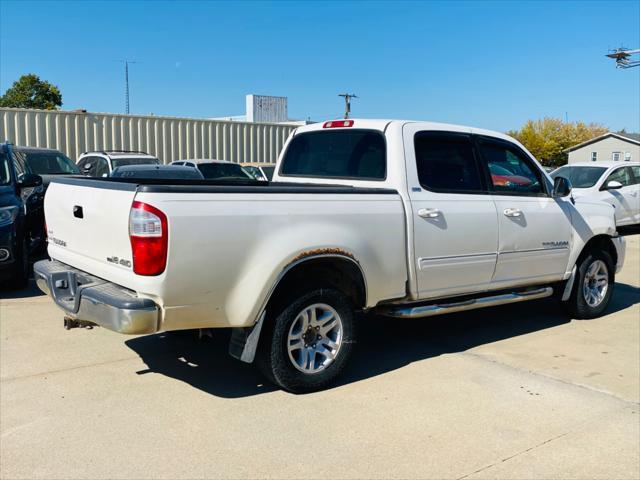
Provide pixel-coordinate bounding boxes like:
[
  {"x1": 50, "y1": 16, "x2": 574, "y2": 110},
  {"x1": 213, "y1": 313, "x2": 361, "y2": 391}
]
[{"x1": 1, "y1": 236, "x2": 639, "y2": 479}]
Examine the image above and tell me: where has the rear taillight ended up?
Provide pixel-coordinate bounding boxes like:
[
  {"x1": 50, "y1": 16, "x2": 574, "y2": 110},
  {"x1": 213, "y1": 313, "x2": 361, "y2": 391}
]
[{"x1": 129, "y1": 201, "x2": 168, "y2": 276}]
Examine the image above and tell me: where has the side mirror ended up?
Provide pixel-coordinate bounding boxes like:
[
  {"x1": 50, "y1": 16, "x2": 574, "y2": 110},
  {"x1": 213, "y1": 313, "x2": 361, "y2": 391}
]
[
  {"x1": 605, "y1": 180, "x2": 623, "y2": 190},
  {"x1": 552, "y1": 176, "x2": 572, "y2": 197},
  {"x1": 17, "y1": 173, "x2": 43, "y2": 189}
]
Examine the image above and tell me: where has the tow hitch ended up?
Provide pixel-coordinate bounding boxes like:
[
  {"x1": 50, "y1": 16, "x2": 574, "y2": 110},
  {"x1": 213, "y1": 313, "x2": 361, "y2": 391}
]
[{"x1": 63, "y1": 317, "x2": 97, "y2": 330}]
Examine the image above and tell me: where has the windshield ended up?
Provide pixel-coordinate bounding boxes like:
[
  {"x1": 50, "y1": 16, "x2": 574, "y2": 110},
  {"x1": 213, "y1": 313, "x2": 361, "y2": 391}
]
[
  {"x1": 0, "y1": 152, "x2": 11, "y2": 185},
  {"x1": 15, "y1": 150, "x2": 79, "y2": 175},
  {"x1": 111, "y1": 157, "x2": 160, "y2": 169},
  {"x1": 551, "y1": 166, "x2": 607, "y2": 188},
  {"x1": 197, "y1": 163, "x2": 253, "y2": 180},
  {"x1": 243, "y1": 166, "x2": 265, "y2": 180}
]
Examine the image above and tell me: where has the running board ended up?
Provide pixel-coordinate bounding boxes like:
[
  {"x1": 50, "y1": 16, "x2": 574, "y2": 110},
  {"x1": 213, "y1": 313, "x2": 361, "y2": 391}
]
[{"x1": 379, "y1": 287, "x2": 553, "y2": 319}]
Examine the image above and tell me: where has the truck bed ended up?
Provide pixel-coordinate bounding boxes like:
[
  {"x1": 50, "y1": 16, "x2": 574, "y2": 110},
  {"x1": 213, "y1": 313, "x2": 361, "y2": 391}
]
[{"x1": 44, "y1": 176, "x2": 408, "y2": 331}]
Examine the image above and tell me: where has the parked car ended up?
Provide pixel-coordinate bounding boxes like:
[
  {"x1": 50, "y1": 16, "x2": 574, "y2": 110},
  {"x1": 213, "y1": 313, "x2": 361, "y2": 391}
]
[
  {"x1": 0, "y1": 143, "x2": 43, "y2": 288},
  {"x1": 241, "y1": 162, "x2": 276, "y2": 181},
  {"x1": 551, "y1": 162, "x2": 640, "y2": 228},
  {"x1": 34, "y1": 119, "x2": 625, "y2": 393},
  {"x1": 12, "y1": 146, "x2": 80, "y2": 187},
  {"x1": 111, "y1": 164, "x2": 204, "y2": 180},
  {"x1": 169, "y1": 159, "x2": 254, "y2": 180},
  {"x1": 77, "y1": 150, "x2": 160, "y2": 177},
  {"x1": 10, "y1": 146, "x2": 80, "y2": 255}
]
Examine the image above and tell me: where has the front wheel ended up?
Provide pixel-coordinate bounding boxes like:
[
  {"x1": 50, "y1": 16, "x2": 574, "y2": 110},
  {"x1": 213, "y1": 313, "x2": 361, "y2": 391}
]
[
  {"x1": 257, "y1": 288, "x2": 356, "y2": 393},
  {"x1": 564, "y1": 250, "x2": 615, "y2": 319}
]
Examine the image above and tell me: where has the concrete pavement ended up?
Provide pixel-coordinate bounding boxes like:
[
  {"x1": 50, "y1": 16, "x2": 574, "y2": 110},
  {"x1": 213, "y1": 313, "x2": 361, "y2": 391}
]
[{"x1": 1, "y1": 236, "x2": 638, "y2": 479}]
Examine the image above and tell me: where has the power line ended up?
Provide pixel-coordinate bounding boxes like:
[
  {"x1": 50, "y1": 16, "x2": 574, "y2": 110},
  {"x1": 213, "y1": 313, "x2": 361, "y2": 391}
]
[{"x1": 338, "y1": 93, "x2": 358, "y2": 119}]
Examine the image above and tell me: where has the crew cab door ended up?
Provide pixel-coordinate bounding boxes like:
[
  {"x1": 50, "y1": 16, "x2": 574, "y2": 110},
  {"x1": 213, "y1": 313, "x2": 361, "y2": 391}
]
[
  {"x1": 403, "y1": 126, "x2": 499, "y2": 299},
  {"x1": 474, "y1": 135, "x2": 572, "y2": 285}
]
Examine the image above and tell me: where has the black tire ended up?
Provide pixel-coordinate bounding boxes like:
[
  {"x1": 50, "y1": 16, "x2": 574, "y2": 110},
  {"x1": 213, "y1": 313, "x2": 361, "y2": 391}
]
[
  {"x1": 8, "y1": 238, "x2": 29, "y2": 290},
  {"x1": 256, "y1": 288, "x2": 356, "y2": 393},
  {"x1": 564, "y1": 249, "x2": 615, "y2": 319}
]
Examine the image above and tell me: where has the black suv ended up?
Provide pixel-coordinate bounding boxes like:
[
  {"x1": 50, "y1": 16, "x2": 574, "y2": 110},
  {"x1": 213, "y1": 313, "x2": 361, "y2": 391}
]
[
  {"x1": 0, "y1": 143, "x2": 44, "y2": 288},
  {"x1": 12, "y1": 145, "x2": 80, "y2": 187}
]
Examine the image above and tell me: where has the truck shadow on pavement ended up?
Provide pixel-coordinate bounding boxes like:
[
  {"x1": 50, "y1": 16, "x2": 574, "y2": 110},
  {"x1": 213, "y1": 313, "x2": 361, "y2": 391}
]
[
  {"x1": 125, "y1": 282, "x2": 639, "y2": 398},
  {"x1": 0, "y1": 279, "x2": 45, "y2": 299}
]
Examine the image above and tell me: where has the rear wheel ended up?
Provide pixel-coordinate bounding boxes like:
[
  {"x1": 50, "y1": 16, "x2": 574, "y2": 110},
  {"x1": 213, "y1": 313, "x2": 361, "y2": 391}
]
[
  {"x1": 257, "y1": 288, "x2": 355, "y2": 393},
  {"x1": 564, "y1": 249, "x2": 614, "y2": 319}
]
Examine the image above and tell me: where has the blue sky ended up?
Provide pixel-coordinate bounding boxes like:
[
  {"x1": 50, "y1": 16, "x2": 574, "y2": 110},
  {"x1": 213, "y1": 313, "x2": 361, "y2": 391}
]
[{"x1": 1, "y1": 1, "x2": 639, "y2": 132}]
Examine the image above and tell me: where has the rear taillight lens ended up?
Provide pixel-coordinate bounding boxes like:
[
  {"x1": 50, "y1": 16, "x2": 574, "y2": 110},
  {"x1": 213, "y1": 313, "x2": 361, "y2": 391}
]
[{"x1": 129, "y1": 201, "x2": 168, "y2": 276}]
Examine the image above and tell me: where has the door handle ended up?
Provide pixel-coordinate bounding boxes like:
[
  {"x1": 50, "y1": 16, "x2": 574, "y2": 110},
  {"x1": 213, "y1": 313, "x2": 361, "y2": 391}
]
[
  {"x1": 418, "y1": 208, "x2": 441, "y2": 218},
  {"x1": 503, "y1": 208, "x2": 522, "y2": 217}
]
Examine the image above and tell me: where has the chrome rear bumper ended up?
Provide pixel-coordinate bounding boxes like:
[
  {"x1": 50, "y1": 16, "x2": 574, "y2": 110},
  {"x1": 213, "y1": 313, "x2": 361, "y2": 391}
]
[{"x1": 34, "y1": 259, "x2": 159, "y2": 334}]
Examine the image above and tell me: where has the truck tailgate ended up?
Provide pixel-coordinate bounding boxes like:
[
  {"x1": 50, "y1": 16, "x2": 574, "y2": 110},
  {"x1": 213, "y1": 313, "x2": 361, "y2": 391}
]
[{"x1": 44, "y1": 178, "x2": 138, "y2": 287}]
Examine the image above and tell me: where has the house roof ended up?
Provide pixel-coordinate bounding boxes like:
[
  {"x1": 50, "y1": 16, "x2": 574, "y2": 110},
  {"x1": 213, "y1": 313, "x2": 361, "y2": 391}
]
[{"x1": 564, "y1": 132, "x2": 640, "y2": 153}]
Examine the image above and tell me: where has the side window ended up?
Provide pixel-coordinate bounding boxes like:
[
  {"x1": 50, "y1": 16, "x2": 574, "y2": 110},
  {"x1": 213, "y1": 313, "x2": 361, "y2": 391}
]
[
  {"x1": 80, "y1": 157, "x2": 95, "y2": 176},
  {"x1": 605, "y1": 167, "x2": 632, "y2": 187},
  {"x1": 414, "y1": 132, "x2": 483, "y2": 193},
  {"x1": 11, "y1": 150, "x2": 30, "y2": 176},
  {"x1": 476, "y1": 138, "x2": 544, "y2": 195},
  {"x1": 94, "y1": 158, "x2": 109, "y2": 177},
  {"x1": 630, "y1": 166, "x2": 640, "y2": 185}
]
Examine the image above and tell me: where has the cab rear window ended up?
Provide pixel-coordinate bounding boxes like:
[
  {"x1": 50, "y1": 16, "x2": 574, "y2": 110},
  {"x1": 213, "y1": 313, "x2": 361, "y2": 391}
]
[{"x1": 280, "y1": 130, "x2": 386, "y2": 180}]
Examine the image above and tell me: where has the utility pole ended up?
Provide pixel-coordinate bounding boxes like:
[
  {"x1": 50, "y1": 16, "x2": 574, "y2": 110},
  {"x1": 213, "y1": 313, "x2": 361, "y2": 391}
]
[
  {"x1": 338, "y1": 93, "x2": 358, "y2": 119},
  {"x1": 606, "y1": 47, "x2": 640, "y2": 68}
]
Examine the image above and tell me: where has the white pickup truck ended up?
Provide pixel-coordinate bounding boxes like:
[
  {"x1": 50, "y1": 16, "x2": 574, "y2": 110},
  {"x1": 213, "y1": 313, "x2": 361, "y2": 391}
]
[{"x1": 35, "y1": 119, "x2": 626, "y2": 393}]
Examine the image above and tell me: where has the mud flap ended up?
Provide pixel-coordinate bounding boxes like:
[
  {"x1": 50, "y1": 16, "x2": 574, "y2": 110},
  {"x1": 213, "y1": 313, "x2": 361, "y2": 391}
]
[{"x1": 228, "y1": 312, "x2": 266, "y2": 363}]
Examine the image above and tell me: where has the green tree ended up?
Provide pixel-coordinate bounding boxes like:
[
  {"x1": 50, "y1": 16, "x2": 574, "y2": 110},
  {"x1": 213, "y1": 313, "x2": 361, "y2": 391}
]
[
  {"x1": 507, "y1": 118, "x2": 608, "y2": 167},
  {"x1": 0, "y1": 74, "x2": 62, "y2": 110}
]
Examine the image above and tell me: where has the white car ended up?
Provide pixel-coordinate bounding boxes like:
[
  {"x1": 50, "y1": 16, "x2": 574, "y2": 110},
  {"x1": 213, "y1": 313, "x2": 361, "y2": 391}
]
[
  {"x1": 169, "y1": 159, "x2": 253, "y2": 180},
  {"x1": 551, "y1": 161, "x2": 640, "y2": 227},
  {"x1": 77, "y1": 150, "x2": 161, "y2": 177},
  {"x1": 35, "y1": 119, "x2": 625, "y2": 392}
]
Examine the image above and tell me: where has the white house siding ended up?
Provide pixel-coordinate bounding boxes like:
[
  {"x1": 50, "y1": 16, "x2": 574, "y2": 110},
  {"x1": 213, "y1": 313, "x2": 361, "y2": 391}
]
[
  {"x1": 568, "y1": 136, "x2": 640, "y2": 164},
  {"x1": 0, "y1": 108, "x2": 297, "y2": 164}
]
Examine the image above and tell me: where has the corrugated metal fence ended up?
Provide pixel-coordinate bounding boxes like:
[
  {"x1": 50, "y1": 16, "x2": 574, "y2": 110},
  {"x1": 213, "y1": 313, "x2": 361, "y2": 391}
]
[{"x1": 0, "y1": 108, "x2": 297, "y2": 164}]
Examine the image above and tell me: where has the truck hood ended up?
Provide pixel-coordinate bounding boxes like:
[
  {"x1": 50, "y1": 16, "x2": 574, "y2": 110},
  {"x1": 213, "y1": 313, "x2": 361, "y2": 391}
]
[
  {"x1": 568, "y1": 188, "x2": 595, "y2": 198},
  {"x1": 571, "y1": 195, "x2": 617, "y2": 237}
]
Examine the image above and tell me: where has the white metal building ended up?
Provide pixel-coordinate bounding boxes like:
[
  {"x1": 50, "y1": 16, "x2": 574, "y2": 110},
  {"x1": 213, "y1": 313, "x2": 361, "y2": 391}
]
[
  {"x1": 566, "y1": 132, "x2": 640, "y2": 164},
  {"x1": 0, "y1": 108, "x2": 297, "y2": 164}
]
